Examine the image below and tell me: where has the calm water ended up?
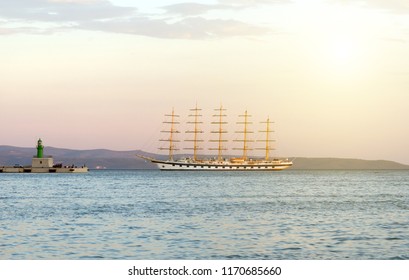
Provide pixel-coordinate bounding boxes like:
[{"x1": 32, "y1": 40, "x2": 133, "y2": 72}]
[{"x1": 0, "y1": 170, "x2": 408, "y2": 260}]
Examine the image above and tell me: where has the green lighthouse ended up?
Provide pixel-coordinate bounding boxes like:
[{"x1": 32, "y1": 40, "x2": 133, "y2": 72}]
[{"x1": 36, "y1": 138, "x2": 44, "y2": 158}]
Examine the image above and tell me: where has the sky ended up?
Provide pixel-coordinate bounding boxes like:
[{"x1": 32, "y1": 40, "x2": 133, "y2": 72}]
[{"x1": 1, "y1": 0, "x2": 409, "y2": 164}]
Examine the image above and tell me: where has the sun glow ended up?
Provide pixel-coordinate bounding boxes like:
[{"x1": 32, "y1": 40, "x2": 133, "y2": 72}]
[
  {"x1": 293, "y1": 1, "x2": 375, "y2": 75},
  {"x1": 330, "y1": 36, "x2": 360, "y2": 66}
]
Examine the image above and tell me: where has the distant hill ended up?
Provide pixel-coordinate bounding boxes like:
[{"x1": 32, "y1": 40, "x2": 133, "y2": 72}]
[
  {"x1": 0, "y1": 146, "x2": 157, "y2": 169},
  {"x1": 290, "y1": 157, "x2": 409, "y2": 170},
  {"x1": 1, "y1": 146, "x2": 408, "y2": 170}
]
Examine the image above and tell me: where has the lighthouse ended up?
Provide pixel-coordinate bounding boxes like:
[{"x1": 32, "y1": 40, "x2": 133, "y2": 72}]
[
  {"x1": 36, "y1": 138, "x2": 44, "y2": 158},
  {"x1": 31, "y1": 138, "x2": 54, "y2": 170}
]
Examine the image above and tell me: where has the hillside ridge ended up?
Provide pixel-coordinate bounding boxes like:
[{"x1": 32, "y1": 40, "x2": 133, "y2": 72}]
[{"x1": 1, "y1": 146, "x2": 408, "y2": 170}]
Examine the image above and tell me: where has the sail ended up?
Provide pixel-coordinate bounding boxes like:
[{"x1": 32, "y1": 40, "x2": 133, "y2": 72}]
[
  {"x1": 209, "y1": 104, "x2": 228, "y2": 161},
  {"x1": 159, "y1": 108, "x2": 180, "y2": 161},
  {"x1": 233, "y1": 110, "x2": 254, "y2": 160},
  {"x1": 184, "y1": 104, "x2": 204, "y2": 161},
  {"x1": 256, "y1": 117, "x2": 276, "y2": 161}
]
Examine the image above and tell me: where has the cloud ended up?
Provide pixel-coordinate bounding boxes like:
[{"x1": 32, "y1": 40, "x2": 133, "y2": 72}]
[
  {"x1": 0, "y1": 0, "x2": 135, "y2": 22},
  {"x1": 81, "y1": 16, "x2": 270, "y2": 39},
  {"x1": 0, "y1": 27, "x2": 27, "y2": 35},
  {"x1": 0, "y1": 26, "x2": 58, "y2": 35},
  {"x1": 219, "y1": 0, "x2": 292, "y2": 6},
  {"x1": 161, "y1": 3, "x2": 225, "y2": 16},
  {"x1": 0, "y1": 0, "x2": 270, "y2": 39},
  {"x1": 368, "y1": 0, "x2": 409, "y2": 14},
  {"x1": 331, "y1": 0, "x2": 409, "y2": 14},
  {"x1": 47, "y1": 0, "x2": 102, "y2": 3},
  {"x1": 161, "y1": 0, "x2": 292, "y2": 17}
]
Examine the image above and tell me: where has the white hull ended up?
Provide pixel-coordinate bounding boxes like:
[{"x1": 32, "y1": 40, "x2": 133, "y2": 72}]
[{"x1": 147, "y1": 158, "x2": 292, "y2": 171}]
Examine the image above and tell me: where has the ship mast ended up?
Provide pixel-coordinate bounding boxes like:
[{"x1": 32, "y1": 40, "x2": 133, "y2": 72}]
[
  {"x1": 209, "y1": 104, "x2": 228, "y2": 161},
  {"x1": 159, "y1": 108, "x2": 180, "y2": 161},
  {"x1": 257, "y1": 117, "x2": 275, "y2": 161},
  {"x1": 234, "y1": 110, "x2": 254, "y2": 160},
  {"x1": 185, "y1": 103, "x2": 203, "y2": 161}
]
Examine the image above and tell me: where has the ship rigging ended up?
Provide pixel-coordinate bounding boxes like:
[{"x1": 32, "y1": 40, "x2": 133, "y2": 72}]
[{"x1": 138, "y1": 105, "x2": 292, "y2": 171}]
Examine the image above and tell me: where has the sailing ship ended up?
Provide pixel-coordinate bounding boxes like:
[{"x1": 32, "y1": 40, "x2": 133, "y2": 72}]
[{"x1": 138, "y1": 105, "x2": 293, "y2": 171}]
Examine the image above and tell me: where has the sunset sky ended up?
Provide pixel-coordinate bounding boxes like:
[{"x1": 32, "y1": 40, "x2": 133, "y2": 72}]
[{"x1": 1, "y1": 0, "x2": 409, "y2": 164}]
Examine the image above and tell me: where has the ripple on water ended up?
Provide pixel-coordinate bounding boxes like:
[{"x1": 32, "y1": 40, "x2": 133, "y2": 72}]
[{"x1": 1, "y1": 170, "x2": 409, "y2": 259}]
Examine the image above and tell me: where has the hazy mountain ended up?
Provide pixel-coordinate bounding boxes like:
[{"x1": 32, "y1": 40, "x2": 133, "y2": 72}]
[
  {"x1": 1, "y1": 146, "x2": 408, "y2": 170},
  {"x1": 0, "y1": 146, "x2": 157, "y2": 169},
  {"x1": 289, "y1": 157, "x2": 409, "y2": 170}
]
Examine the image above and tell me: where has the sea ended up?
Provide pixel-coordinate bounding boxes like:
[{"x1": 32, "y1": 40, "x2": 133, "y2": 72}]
[{"x1": 0, "y1": 170, "x2": 408, "y2": 260}]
